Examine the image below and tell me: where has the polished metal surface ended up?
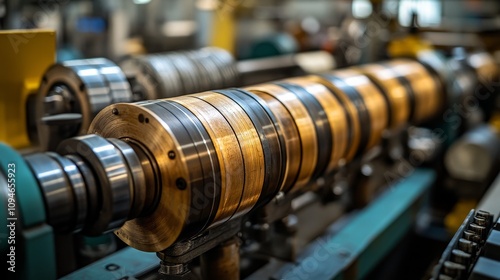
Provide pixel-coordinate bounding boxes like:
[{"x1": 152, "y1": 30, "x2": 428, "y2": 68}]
[
  {"x1": 86, "y1": 56, "x2": 496, "y2": 252},
  {"x1": 25, "y1": 153, "x2": 77, "y2": 232},
  {"x1": 37, "y1": 58, "x2": 133, "y2": 151},
  {"x1": 328, "y1": 68, "x2": 389, "y2": 152},
  {"x1": 284, "y1": 77, "x2": 349, "y2": 173},
  {"x1": 383, "y1": 59, "x2": 442, "y2": 124},
  {"x1": 246, "y1": 83, "x2": 317, "y2": 193},
  {"x1": 309, "y1": 74, "x2": 362, "y2": 162},
  {"x1": 19, "y1": 54, "x2": 500, "y2": 257},
  {"x1": 58, "y1": 135, "x2": 134, "y2": 235},
  {"x1": 445, "y1": 125, "x2": 500, "y2": 182},
  {"x1": 120, "y1": 47, "x2": 238, "y2": 101},
  {"x1": 359, "y1": 62, "x2": 411, "y2": 129},
  {"x1": 47, "y1": 152, "x2": 88, "y2": 231}
]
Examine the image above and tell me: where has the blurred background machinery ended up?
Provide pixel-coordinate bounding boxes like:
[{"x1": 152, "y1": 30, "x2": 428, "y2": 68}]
[{"x1": 2, "y1": 0, "x2": 500, "y2": 280}]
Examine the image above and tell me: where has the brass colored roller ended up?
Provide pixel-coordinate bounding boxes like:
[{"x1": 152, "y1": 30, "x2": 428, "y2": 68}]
[
  {"x1": 284, "y1": 77, "x2": 349, "y2": 172},
  {"x1": 308, "y1": 75, "x2": 361, "y2": 161},
  {"x1": 246, "y1": 87, "x2": 301, "y2": 193},
  {"x1": 90, "y1": 102, "x2": 192, "y2": 252},
  {"x1": 383, "y1": 59, "x2": 442, "y2": 123},
  {"x1": 245, "y1": 84, "x2": 318, "y2": 193},
  {"x1": 327, "y1": 69, "x2": 389, "y2": 152},
  {"x1": 190, "y1": 92, "x2": 265, "y2": 219},
  {"x1": 80, "y1": 56, "x2": 457, "y2": 253},
  {"x1": 358, "y1": 63, "x2": 411, "y2": 129},
  {"x1": 214, "y1": 89, "x2": 286, "y2": 208}
]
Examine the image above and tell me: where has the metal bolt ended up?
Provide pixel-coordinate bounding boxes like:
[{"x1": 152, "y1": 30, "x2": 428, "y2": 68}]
[{"x1": 168, "y1": 151, "x2": 176, "y2": 159}]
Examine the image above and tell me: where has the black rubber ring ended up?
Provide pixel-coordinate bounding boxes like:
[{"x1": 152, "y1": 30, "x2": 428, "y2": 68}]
[{"x1": 275, "y1": 82, "x2": 332, "y2": 179}]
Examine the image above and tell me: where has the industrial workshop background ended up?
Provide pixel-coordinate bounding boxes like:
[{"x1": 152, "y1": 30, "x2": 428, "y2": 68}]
[{"x1": 1, "y1": 0, "x2": 500, "y2": 279}]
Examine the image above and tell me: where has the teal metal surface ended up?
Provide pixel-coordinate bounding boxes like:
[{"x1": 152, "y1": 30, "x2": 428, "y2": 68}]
[
  {"x1": 21, "y1": 224, "x2": 56, "y2": 279},
  {"x1": 0, "y1": 143, "x2": 56, "y2": 279},
  {"x1": 0, "y1": 143, "x2": 46, "y2": 227},
  {"x1": 278, "y1": 168, "x2": 436, "y2": 280},
  {"x1": 61, "y1": 247, "x2": 159, "y2": 280}
]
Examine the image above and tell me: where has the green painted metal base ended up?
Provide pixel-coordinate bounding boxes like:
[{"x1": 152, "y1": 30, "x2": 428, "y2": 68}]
[
  {"x1": 277, "y1": 168, "x2": 436, "y2": 280},
  {"x1": 0, "y1": 143, "x2": 56, "y2": 279}
]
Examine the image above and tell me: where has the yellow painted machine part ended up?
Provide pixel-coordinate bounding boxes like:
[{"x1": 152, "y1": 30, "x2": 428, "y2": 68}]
[
  {"x1": 388, "y1": 34, "x2": 433, "y2": 58},
  {"x1": 0, "y1": 30, "x2": 56, "y2": 148},
  {"x1": 209, "y1": 1, "x2": 236, "y2": 54},
  {"x1": 490, "y1": 112, "x2": 500, "y2": 134}
]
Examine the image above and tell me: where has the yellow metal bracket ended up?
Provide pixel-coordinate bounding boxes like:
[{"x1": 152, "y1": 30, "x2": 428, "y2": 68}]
[{"x1": 0, "y1": 29, "x2": 56, "y2": 148}]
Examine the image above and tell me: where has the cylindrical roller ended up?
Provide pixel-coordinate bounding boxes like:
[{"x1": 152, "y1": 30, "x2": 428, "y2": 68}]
[
  {"x1": 215, "y1": 89, "x2": 286, "y2": 207},
  {"x1": 46, "y1": 153, "x2": 88, "y2": 231},
  {"x1": 445, "y1": 125, "x2": 500, "y2": 182},
  {"x1": 190, "y1": 92, "x2": 265, "y2": 219},
  {"x1": 169, "y1": 52, "x2": 203, "y2": 94},
  {"x1": 307, "y1": 75, "x2": 360, "y2": 161},
  {"x1": 383, "y1": 59, "x2": 442, "y2": 124},
  {"x1": 121, "y1": 54, "x2": 182, "y2": 100},
  {"x1": 149, "y1": 100, "x2": 222, "y2": 236},
  {"x1": 358, "y1": 63, "x2": 411, "y2": 129},
  {"x1": 57, "y1": 135, "x2": 133, "y2": 235},
  {"x1": 89, "y1": 95, "x2": 266, "y2": 251},
  {"x1": 274, "y1": 82, "x2": 332, "y2": 180},
  {"x1": 246, "y1": 86, "x2": 301, "y2": 193},
  {"x1": 284, "y1": 77, "x2": 349, "y2": 172},
  {"x1": 207, "y1": 47, "x2": 240, "y2": 88},
  {"x1": 65, "y1": 154, "x2": 100, "y2": 229},
  {"x1": 120, "y1": 47, "x2": 238, "y2": 100},
  {"x1": 89, "y1": 102, "x2": 193, "y2": 251},
  {"x1": 324, "y1": 68, "x2": 389, "y2": 154},
  {"x1": 19, "y1": 53, "x2": 474, "y2": 256},
  {"x1": 245, "y1": 84, "x2": 317, "y2": 192},
  {"x1": 414, "y1": 50, "x2": 452, "y2": 108},
  {"x1": 107, "y1": 139, "x2": 148, "y2": 219},
  {"x1": 24, "y1": 153, "x2": 78, "y2": 232},
  {"x1": 37, "y1": 58, "x2": 133, "y2": 151},
  {"x1": 170, "y1": 95, "x2": 252, "y2": 226}
]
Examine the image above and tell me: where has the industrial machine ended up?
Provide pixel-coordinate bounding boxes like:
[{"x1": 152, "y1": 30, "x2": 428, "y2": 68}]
[
  {"x1": 2, "y1": 41, "x2": 500, "y2": 279},
  {"x1": 3, "y1": 1, "x2": 500, "y2": 280}
]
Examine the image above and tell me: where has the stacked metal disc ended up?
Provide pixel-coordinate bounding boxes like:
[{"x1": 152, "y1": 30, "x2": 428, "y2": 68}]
[
  {"x1": 357, "y1": 58, "x2": 443, "y2": 127},
  {"x1": 37, "y1": 58, "x2": 133, "y2": 151},
  {"x1": 120, "y1": 47, "x2": 239, "y2": 100},
  {"x1": 24, "y1": 134, "x2": 148, "y2": 235}
]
